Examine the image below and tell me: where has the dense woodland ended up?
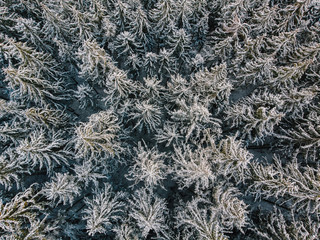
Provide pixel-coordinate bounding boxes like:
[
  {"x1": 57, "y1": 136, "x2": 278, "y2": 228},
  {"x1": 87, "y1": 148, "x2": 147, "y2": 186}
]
[{"x1": 0, "y1": 0, "x2": 320, "y2": 239}]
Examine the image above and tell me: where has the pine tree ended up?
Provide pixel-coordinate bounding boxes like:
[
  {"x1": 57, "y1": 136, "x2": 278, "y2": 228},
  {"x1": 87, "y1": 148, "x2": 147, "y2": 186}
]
[
  {"x1": 143, "y1": 52, "x2": 159, "y2": 77},
  {"x1": 24, "y1": 106, "x2": 69, "y2": 127},
  {"x1": 69, "y1": 6, "x2": 97, "y2": 41},
  {"x1": 212, "y1": 186, "x2": 248, "y2": 232},
  {"x1": 40, "y1": 2, "x2": 73, "y2": 42},
  {"x1": 0, "y1": 149, "x2": 28, "y2": 190},
  {"x1": 111, "y1": 0, "x2": 132, "y2": 32},
  {"x1": 128, "y1": 188, "x2": 169, "y2": 239},
  {"x1": 250, "y1": 4, "x2": 279, "y2": 34},
  {"x1": 126, "y1": 142, "x2": 167, "y2": 189},
  {"x1": 73, "y1": 83, "x2": 94, "y2": 109},
  {"x1": 138, "y1": 76, "x2": 166, "y2": 102},
  {"x1": 172, "y1": 144, "x2": 216, "y2": 191},
  {"x1": 192, "y1": 63, "x2": 232, "y2": 107},
  {"x1": 158, "y1": 48, "x2": 175, "y2": 77},
  {"x1": 1, "y1": 37, "x2": 61, "y2": 79},
  {"x1": 4, "y1": 66, "x2": 64, "y2": 105},
  {"x1": 249, "y1": 155, "x2": 320, "y2": 214},
  {"x1": 255, "y1": 208, "x2": 320, "y2": 240},
  {"x1": 104, "y1": 68, "x2": 137, "y2": 106},
  {"x1": 170, "y1": 98, "x2": 221, "y2": 141},
  {"x1": 167, "y1": 74, "x2": 193, "y2": 104},
  {"x1": 151, "y1": 0, "x2": 177, "y2": 36},
  {"x1": 75, "y1": 110, "x2": 122, "y2": 158},
  {"x1": 288, "y1": 42, "x2": 320, "y2": 63},
  {"x1": 129, "y1": 4, "x2": 151, "y2": 45},
  {"x1": 216, "y1": 14, "x2": 250, "y2": 44},
  {"x1": 269, "y1": 59, "x2": 313, "y2": 89},
  {"x1": 114, "y1": 222, "x2": 141, "y2": 240},
  {"x1": 73, "y1": 160, "x2": 106, "y2": 188},
  {"x1": 0, "y1": 99, "x2": 20, "y2": 118},
  {"x1": 265, "y1": 30, "x2": 299, "y2": 57},
  {"x1": 176, "y1": 197, "x2": 229, "y2": 240},
  {"x1": 277, "y1": 111, "x2": 320, "y2": 160},
  {"x1": 17, "y1": 129, "x2": 70, "y2": 173},
  {"x1": 236, "y1": 55, "x2": 275, "y2": 85},
  {"x1": 129, "y1": 100, "x2": 163, "y2": 133},
  {"x1": 167, "y1": 28, "x2": 191, "y2": 62},
  {"x1": 112, "y1": 31, "x2": 142, "y2": 59},
  {"x1": 0, "y1": 5, "x2": 18, "y2": 34},
  {"x1": 77, "y1": 39, "x2": 115, "y2": 86},
  {"x1": 175, "y1": 0, "x2": 192, "y2": 30},
  {"x1": 83, "y1": 183, "x2": 124, "y2": 236},
  {"x1": 212, "y1": 136, "x2": 253, "y2": 183},
  {"x1": 277, "y1": 0, "x2": 312, "y2": 32},
  {"x1": 14, "y1": 17, "x2": 53, "y2": 53},
  {"x1": 187, "y1": 0, "x2": 209, "y2": 48},
  {"x1": 0, "y1": 122, "x2": 28, "y2": 142},
  {"x1": 0, "y1": 185, "x2": 49, "y2": 239},
  {"x1": 155, "y1": 122, "x2": 183, "y2": 147},
  {"x1": 280, "y1": 87, "x2": 318, "y2": 117},
  {"x1": 42, "y1": 172, "x2": 80, "y2": 206},
  {"x1": 225, "y1": 92, "x2": 284, "y2": 142}
]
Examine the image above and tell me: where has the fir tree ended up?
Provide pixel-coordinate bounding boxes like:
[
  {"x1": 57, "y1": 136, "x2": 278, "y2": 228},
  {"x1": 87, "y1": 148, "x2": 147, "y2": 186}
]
[
  {"x1": 75, "y1": 110, "x2": 122, "y2": 158},
  {"x1": 83, "y1": 183, "x2": 124, "y2": 236}
]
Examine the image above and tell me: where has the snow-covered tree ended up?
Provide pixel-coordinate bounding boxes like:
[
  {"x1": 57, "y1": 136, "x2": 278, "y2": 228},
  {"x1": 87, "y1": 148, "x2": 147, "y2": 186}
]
[
  {"x1": 83, "y1": 183, "x2": 124, "y2": 236},
  {"x1": 128, "y1": 188, "x2": 169, "y2": 239},
  {"x1": 126, "y1": 142, "x2": 167, "y2": 189},
  {"x1": 75, "y1": 111, "x2": 122, "y2": 158}
]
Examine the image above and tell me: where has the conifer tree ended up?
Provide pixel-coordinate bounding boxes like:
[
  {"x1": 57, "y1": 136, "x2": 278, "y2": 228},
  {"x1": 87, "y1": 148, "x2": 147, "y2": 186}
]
[
  {"x1": 192, "y1": 63, "x2": 232, "y2": 108},
  {"x1": 83, "y1": 183, "x2": 124, "y2": 236},
  {"x1": 255, "y1": 208, "x2": 320, "y2": 240},
  {"x1": 129, "y1": 100, "x2": 163, "y2": 133},
  {"x1": 77, "y1": 39, "x2": 114, "y2": 86},
  {"x1": 113, "y1": 31, "x2": 142, "y2": 59},
  {"x1": 0, "y1": 149, "x2": 28, "y2": 190},
  {"x1": 130, "y1": 4, "x2": 151, "y2": 46},
  {"x1": 128, "y1": 188, "x2": 169, "y2": 239},
  {"x1": 151, "y1": 0, "x2": 177, "y2": 36},
  {"x1": 1, "y1": 0, "x2": 320, "y2": 238},
  {"x1": 167, "y1": 28, "x2": 191, "y2": 62},
  {"x1": 126, "y1": 142, "x2": 167, "y2": 189},
  {"x1": 269, "y1": 59, "x2": 313, "y2": 89},
  {"x1": 277, "y1": 111, "x2": 320, "y2": 160},
  {"x1": 225, "y1": 92, "x2": 284, "y2": 142},
  {"x1": 176, "y1": 197, "x2": 229, "y2": 240},
  {"x1": 103, "y1": 68, "x2": 137, "y2": 106},
  {"x1": 114, "y1": 0, "x2": 132, "y2": 30},
  {"x1": 0, "y1": 185, "x2": 54, "y2": 239},
  {"x1": 17, "y1": 129, "x2": 70, "y2": 173},
  {"x1": 75, "y1": 110, "x2": 122, "y2": 158},
  {"x1": 249, "y1": 155, "x2": 320, "y2": 214},
  {"x1": 4, "y1": 66, "x2": 64, "y2": 105},
  {"x1": 39, "y1": 2, "x2": 72, "y2": 42},
  {"x1": 43, "y1": 173, "x2": 80, "y2": 206}
]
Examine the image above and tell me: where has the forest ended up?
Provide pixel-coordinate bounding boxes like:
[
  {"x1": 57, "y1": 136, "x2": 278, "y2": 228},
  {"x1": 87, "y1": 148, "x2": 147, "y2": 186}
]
[{"x1": 0, "y1": 0, "x2": 320, "y2": 239}]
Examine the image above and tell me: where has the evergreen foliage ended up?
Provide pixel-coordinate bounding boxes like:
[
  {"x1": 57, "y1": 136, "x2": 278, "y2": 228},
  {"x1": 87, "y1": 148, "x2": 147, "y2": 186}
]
[{"x1": 0, "y1": 0, "x2": 319, "y2": 238}]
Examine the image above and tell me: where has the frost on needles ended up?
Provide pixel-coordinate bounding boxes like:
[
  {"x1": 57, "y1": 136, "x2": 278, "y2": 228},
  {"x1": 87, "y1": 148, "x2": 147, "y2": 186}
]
[{"x1": 0, "y1": 0, "x2": 320, "y2": 239}]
